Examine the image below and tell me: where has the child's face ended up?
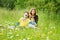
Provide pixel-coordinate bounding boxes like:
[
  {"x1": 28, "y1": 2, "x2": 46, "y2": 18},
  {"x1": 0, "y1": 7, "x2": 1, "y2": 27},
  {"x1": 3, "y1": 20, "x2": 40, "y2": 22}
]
[
  {"x1": 31, "y1": 10, "x2": 35, "y2": 15},
  {"x1": 24, "y1": 13, "x2": 28, "y2": 18}
]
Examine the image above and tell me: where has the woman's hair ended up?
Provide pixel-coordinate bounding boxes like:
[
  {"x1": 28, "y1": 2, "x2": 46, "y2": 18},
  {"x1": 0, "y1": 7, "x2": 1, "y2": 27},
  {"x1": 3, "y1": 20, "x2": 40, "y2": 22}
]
[
  {"x1": 29, "y1": 8, "x2": 38, "y2": 23},
  {"x1": 30, "y1": 8, "x2": 36, "y2": 16}
]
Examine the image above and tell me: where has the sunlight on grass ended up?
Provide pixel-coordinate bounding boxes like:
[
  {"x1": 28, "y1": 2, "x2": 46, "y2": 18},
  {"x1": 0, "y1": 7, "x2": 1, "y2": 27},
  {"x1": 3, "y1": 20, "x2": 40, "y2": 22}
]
[{"x1": 0, "y1": 8, "x2": 59, "y2": 40}]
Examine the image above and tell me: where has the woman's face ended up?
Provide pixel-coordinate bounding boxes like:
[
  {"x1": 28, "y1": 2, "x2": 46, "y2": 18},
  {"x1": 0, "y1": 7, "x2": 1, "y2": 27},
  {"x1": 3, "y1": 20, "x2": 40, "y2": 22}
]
[
  {"x1": 31, "y1": 10, "x2": 35, "y2": 15},
  {"x1": 24, "y1": 13, "x2": 28, "y2": 18}
]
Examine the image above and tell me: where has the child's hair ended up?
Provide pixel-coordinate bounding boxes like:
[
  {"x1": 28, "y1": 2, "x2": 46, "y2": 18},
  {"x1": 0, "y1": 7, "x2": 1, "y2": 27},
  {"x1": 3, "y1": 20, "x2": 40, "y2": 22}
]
[
  {"x1": 24, "y1": 11, "x2": 29, "y2": 18},
  {"x1": 30, "y1": 8, "x2": 36, "y2": 16}
]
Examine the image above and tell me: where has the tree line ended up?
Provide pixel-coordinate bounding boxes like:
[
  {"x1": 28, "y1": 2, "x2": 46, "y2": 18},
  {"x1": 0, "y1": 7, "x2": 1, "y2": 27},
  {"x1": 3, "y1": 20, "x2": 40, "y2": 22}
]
[{"x1": 0, "y1": 0, "x2": 60, "y2": 14}]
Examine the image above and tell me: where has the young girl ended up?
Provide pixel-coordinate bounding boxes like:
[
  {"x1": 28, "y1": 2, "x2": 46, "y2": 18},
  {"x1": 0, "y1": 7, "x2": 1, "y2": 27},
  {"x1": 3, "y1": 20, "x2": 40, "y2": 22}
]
[
  {"x1": 29, "y1": 8, "x2": 38, "y2": 28},
  {"x1": 18, "y1": 11, "x2": 29, "y2": 27}
]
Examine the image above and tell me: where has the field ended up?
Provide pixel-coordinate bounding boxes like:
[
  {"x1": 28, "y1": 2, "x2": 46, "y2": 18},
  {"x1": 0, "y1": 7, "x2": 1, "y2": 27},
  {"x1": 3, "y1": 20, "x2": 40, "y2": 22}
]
[{"x1": 0, "y1": 8, "x2": 60, "y2": 40}]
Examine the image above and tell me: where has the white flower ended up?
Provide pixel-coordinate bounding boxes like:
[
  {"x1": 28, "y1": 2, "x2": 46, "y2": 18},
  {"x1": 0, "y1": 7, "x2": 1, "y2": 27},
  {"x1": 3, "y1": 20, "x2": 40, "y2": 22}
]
[
  {"x1": 45, "y1": 27, "x2": 47, "y2": 30},
  {"x1": 19, "y1": 39, "x2": 21, "y2": 40},
  {"x1": 23, "y1": 39, "x2": 26, "y2": 40},
  {"x1": 8, "y1": 26, "x2": 15, "y2": 29},
  {"x1": 9, "y1": 36, "x2": 13, "y2": 39},
  {"x1": 21, "y1": 32, "x2": 24, "y2": 34},
  {"x1": 0, "y1": 24, "x2": 2, "y2": 26},
  {"x1": 7, "y1": 32, "x2": 12, "y2": 34},
  {"x1": 3, "y1": 39, "x2": 6, "y2": 40},
  {"x1": 50, "y1": 26, "x2": 55, "y2": 29},
  {"x1": 16, "y1": 34, "x2": 19, "y2": 36},
  {"x1": 53, "y1": 33, "x2": 56, "y2": 36},
  {"x1": 27, "y1": 37, "x2": 30, "y2": 40},
  {"x1": 15, "y1": 28, "x2": 19, "y2": 31},
  {"x1": 1, "y1": 28, "x2": 4, "y2": 31},
  {"x1": 41, "y1": 33, "x2": 46, "y2": 37},
  {"x1": 46, "y1": 36, "x2": 49, "y2": 40},
  {"x1": 48, "y1": 31, "x2": 52, "y2": 34}
]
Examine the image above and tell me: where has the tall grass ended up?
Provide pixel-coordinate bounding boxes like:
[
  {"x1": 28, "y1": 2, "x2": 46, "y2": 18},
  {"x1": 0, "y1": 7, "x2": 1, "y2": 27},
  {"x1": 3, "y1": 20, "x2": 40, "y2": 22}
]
[{"x1": 0, "y1": 8, "x2": 60, "y2": 40}]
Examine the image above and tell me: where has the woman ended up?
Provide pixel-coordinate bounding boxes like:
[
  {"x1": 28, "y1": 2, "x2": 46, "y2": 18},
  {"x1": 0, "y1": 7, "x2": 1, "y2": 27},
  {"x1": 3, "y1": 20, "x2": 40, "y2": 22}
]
[
  {"x1": 29, "y1": 8, "x2": 38, "y2": 23},
  {"x1": 29, "y1": 8, "x2": 38, "y2": 28}
]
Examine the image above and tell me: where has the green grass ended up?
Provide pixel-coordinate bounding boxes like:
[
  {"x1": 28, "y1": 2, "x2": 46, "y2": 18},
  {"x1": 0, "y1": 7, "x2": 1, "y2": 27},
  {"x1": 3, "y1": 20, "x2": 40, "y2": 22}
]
[{"x1": 0, "y1": 8, "x2": 60, "y2": 40}]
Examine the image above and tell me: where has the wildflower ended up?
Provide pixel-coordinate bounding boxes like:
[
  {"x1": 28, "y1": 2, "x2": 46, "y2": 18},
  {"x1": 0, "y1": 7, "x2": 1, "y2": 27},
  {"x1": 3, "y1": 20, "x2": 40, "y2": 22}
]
[
  {"x1": 1, "y1": 28, "x2": 4, "y2": 31},
  {"x1": 16, "y1": 34, "x2": 19, "y2": 36},
  {"x1": 7, "y1": 32, "x2": 12, "y2": 34},
  {"x1": 41, "y1": 33, "x2": 46, "y2": 38},
  {"x1": 46, "y1": 36, "x2": 49, "y2": 40},
  {"x1": 48, "y1": 31, "x2": 53, "y2": 34},
  {"x1": 8, "y1": 36, "x2": 13, "y2": 39},
  {"x1": 23, "y1": 38, "x2": 26, "y2": 40},
  {"x1": 27, "y1": 37, "x2": 30, "y2": 40},
  {"x1": 50, "y1": 26, "x2": 55, "y2": 29},
  {"x1": 15, "y1": 28, "x2": 19, "y2": 31}
]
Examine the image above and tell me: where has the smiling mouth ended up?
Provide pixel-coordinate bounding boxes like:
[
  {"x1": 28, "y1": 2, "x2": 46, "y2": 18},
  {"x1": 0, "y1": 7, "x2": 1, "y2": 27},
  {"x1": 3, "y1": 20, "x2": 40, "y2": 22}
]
[{"x1": 25, "y1": 15, "x2": 27, "y2": 16}]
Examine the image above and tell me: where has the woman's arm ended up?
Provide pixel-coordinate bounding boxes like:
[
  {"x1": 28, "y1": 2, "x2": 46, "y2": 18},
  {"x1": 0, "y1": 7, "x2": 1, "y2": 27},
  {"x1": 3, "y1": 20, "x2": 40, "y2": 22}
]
[{"x1": 34, "y1": 15, "x2": 38, "y2": 23}]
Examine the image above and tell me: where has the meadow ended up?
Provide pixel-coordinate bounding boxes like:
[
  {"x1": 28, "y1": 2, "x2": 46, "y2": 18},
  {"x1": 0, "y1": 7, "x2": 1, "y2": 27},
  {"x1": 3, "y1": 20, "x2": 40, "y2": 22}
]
[{"x1": 0, "y1": 8, "x2": 60, "y2": 40}]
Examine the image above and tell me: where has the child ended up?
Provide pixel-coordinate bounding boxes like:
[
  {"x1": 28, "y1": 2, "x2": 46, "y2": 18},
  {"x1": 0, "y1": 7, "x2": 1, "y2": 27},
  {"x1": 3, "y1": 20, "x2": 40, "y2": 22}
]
[{"x1": 18, "y1": 11, "x2": 29, "y2": 27}]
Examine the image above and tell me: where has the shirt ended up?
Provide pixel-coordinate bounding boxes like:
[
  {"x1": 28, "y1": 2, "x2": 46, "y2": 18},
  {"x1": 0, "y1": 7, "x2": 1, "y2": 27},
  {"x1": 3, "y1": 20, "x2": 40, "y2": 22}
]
[
  {"x1": 19, "y1": 17, "x2": 29, "y2": 27},
  {"x1": 34, "y1": 15, "x2": 38, "y2": 23}
]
